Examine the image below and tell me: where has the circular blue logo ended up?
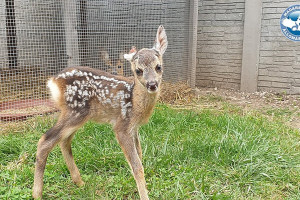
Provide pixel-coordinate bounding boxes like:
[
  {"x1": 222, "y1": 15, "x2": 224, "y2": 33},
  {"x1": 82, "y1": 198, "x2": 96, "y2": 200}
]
[{"x1": 280, "y1": 5, "x2": 300, "y2": 41}]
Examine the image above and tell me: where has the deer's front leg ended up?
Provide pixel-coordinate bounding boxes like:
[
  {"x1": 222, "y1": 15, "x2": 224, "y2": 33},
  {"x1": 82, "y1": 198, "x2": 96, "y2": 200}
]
[
  {"x1": 115, "y1": 130, "x2": 149, "y2": 200},
  {"x1": 133, "y1": 128, "x2": 143, "y2": 161}
]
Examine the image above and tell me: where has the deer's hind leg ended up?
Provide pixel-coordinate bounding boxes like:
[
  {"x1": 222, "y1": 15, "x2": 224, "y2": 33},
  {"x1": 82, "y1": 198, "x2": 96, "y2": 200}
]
[
  {"x1": 32, "y1": 112, "x2": 87, "y2": 199},
  {"x1": 60, "y1": 132, "x2": 85, "y2": 186}
]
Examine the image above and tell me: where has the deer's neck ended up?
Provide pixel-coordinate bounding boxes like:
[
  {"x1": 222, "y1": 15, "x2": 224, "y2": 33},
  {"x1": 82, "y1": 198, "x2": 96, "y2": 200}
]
[{"x1": 132, "y1": 80, "x2": 160, "y2": 125}]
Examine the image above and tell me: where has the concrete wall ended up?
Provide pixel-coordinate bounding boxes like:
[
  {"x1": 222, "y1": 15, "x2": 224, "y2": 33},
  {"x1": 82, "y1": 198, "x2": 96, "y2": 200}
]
[
  {"x1": 196, "y1": 0, "x2": 300, "y2": 94},
  {"x1": 196, "y1": 0, "x2": 245, "y2": 90},
  {"x1": 258, "y1": 0, "x2": 300, "y2": 94}
]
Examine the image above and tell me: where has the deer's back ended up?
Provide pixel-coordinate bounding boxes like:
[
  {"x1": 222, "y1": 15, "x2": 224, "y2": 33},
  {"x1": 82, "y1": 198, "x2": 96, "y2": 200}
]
[{"x1": 48, "y1": 67, "x2": 135, "y2": 124}]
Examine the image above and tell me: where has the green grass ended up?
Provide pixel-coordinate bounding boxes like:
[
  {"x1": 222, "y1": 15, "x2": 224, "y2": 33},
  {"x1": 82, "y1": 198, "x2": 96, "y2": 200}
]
[{"x1": 0, "y1": 104, "x2": 300, "y2": 199}]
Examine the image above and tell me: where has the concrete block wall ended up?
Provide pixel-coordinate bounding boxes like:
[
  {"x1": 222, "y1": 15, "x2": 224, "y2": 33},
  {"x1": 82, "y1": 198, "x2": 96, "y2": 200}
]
[
  {"x1": 258, "y1": 0, "x2": 300, "y2": 94},
  {"x1": 196, "y1": 0, "x2": 245, "y2": 90},
  {"x1": 196, "y1": 0, "x2": 300, "y2": 94}
]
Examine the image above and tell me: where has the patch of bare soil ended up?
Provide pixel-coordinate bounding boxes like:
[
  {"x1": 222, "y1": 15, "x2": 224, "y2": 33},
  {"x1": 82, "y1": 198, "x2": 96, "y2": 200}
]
[
  {"x1": 194, "y1": 87, "x2": 300, "y2": 129},
  {"x1": 160, "y1": 82, "x2": 300, "y2": 130},
  {"x1": 195, "y1": 87, "x2": 300, "y2": 110}
]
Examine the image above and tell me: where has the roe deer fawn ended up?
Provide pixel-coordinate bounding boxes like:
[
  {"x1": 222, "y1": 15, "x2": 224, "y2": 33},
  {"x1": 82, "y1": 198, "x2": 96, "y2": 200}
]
[
  {"x1": 32, "y1": 25, "x2": 168, "y2": 200},
  {"x1": 100, "y1": 50, "x2": 125, "y2": 76}
]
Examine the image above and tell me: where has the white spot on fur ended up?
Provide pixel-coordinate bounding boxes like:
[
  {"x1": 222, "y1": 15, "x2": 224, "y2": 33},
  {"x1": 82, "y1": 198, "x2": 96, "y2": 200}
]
[
  {"x1": 71, "y1": 69, "x2": 77, "y2": 75},
  {"x1": 75, "y1": 70, "x2": 83, "y2": 77},
  {"x1": 104, "y1": 98, "x2": 112, "y2": 104},
  {"x1": 66, "y1": 72, "x2": 71, "y2": 76},
  {"x1": 72, "y1": 85, "x2": 77, "y2": 91},
  {"x1": 116, "y1": 90, "x2": 125, "y2": 99},
  {"x1": 100, "y1": 75, "x2": 132, "y2": 91},
  {"x1": 125, "y1": 93, "x2": 130, "y2": 99},
  {"x1": 82, "y1": 90, "x2": 88, "y2": 96},
  {"x1": 74, "y1": 100, "x2": 77, "y2": 107},
  {"x1": 74, "y1": 80, "x2": 81, "y2": 85}
]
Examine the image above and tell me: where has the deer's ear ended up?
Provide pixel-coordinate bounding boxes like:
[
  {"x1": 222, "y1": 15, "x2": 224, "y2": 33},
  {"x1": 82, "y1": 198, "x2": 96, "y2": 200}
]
[
  {"x1": 124, "y1": 53, "x2": 135, "y2": 61},
  {"x1": 119, "y1": 52, "x2": 125, "y2": 61},
  {"x1": 100, "y1": 51, "x2": 112, "y2": 65},
  {"x1": 153, "y1": 25, "x2": 168, "y2": 55},
  {"x1": 124, "y1": 46, "x2": 137, "y2": 61}
]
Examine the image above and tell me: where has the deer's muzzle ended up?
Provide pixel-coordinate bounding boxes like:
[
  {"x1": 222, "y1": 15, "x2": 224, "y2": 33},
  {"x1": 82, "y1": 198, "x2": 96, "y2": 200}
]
[{"x1": 146, "y1": 81, "x2": 158, "y2": 93}]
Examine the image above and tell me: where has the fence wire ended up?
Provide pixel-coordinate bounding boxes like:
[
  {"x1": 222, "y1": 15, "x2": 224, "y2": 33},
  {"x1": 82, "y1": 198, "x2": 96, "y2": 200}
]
[{"x1": 0, "y1": 0, "x2": 191, "y2": 121}]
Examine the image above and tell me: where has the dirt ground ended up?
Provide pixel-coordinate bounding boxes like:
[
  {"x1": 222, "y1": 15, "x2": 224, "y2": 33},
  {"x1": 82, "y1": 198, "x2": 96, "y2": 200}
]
[
  {"x1": 160, "y1": 82, "x2": 300, "y2": 109},
  {"x1": 160, "y1": 82, "x2": 300, "y2": 130}
]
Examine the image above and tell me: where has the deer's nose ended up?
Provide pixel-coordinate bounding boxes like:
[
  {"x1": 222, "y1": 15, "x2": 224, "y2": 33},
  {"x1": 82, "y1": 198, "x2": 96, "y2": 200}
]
[{"x1": 146, "y1": 81, "x2": 158, "y2": 92}]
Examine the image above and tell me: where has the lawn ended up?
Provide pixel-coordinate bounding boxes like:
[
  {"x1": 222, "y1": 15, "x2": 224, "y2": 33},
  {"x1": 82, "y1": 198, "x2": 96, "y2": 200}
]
[{"x1": 0, "y1": 104, "x2": 299, "y2": 199}]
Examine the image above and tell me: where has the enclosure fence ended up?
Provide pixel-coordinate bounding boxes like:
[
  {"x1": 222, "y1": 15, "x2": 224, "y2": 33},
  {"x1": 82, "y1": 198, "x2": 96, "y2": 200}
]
[{"x1": 0, "y1": 0, "x2": 196, "y2": 121}]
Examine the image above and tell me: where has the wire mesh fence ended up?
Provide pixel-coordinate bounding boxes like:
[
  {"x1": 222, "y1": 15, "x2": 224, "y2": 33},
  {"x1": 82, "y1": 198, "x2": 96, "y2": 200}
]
[{"x1": 0, "y1": 0, "x2": 192, "y2": 121}]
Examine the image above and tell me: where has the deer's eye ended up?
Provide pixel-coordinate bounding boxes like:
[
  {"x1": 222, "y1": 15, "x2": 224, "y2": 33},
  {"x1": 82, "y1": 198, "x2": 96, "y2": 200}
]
[
  {"x1": 155, "y1": 64, "x2": 162, "y2": 72},
  {"x1": 135, "y1": 68, "x2": 143, "y2": 76}
]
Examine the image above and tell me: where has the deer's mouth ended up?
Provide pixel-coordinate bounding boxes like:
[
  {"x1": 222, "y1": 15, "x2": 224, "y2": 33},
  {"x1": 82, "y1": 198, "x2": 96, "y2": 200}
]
[{"x1": 146, "y1": 81, "x2": 158, "y2": 93}]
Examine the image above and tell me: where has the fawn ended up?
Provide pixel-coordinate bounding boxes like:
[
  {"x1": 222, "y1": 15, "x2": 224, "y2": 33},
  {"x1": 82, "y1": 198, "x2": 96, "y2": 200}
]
[
  {"x1": 100, "y1": 50, "x2": 125, "y2": 76},
  {"x1": 32, "y1": 25, "x2": 167, "y2": 200}
]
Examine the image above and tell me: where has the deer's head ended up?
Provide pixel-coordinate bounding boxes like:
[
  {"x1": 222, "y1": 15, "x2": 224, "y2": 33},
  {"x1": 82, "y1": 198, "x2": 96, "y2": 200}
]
[
  {"x1": 101, "y1": 51, "x2": 125, "y2": 76},
  {"x1": 124, "y1": 25, "x2": 168, "y2": 93}
]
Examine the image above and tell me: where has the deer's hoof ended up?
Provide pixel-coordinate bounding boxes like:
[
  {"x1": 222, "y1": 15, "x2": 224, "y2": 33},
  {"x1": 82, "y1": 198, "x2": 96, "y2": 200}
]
[
  {"x1": 75, "y1": 180, "x2": 85, "y2": 187},
  {"x1": 32, "y1": 191, "x2": 42, "y2": 199}
]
